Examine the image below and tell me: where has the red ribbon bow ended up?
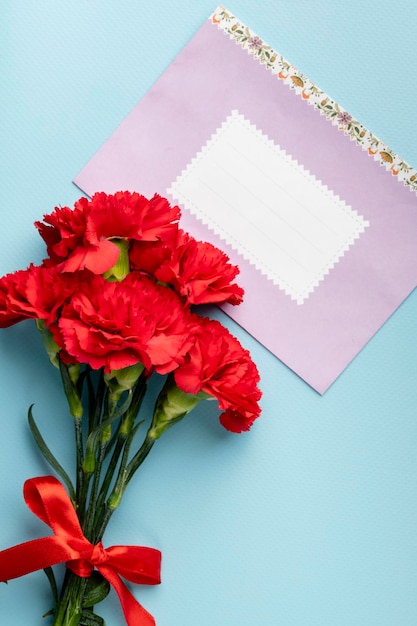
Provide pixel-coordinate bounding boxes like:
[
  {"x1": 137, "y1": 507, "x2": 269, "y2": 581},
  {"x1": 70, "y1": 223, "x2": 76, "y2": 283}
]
[{"x1": 0, "y1": 476, "x2": 161, "y2": 626}]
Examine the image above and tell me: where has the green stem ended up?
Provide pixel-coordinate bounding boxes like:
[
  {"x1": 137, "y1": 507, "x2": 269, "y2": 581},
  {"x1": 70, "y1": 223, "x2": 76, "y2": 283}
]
[
  {"x1": 77, "y1": 473, "x2": 92, "y2": 529},
  {"x1": 52, "y1": 571, "x2": 87, "y2": 626},
  {"x1": 74, "y1": 416, "x2": 85, "y2": 516},
  {"x1": 124, "y1": 434, "x2": 155, "y2": 486},
  {"x1": 92, "y1": 434, "x2": 125, "y2": 528},
  {"x1": 94, "y1": 434, "x2": 155, "y2": 543},
  {"x1": 88, "y1": 369, "x2": 105, "y2": 433},
  {"x1": 93, "y1": 378, "x2": 147, "y2": 527},
  {"x1": 83, "y1": 441, "x2": 107, "y2": 541}
]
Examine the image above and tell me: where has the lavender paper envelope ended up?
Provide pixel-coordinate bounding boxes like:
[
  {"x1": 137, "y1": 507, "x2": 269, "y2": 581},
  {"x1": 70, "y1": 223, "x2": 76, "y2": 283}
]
[{"x1": 74, "y1": 6, "x2": 417, "y2": 394}]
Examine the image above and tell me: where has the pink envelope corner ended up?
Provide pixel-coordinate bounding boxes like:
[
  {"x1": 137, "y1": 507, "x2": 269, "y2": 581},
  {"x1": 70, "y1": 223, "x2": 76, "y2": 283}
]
[{"x1": 74, "y1": 5, "x2": 417, "y2": 394}]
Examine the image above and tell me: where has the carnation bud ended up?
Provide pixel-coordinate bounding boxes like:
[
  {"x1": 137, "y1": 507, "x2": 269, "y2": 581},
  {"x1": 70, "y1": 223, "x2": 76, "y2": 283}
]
[
  {"x1": 56, "y1": 358, "x2": 83, "y2": 420},
  {"x1": 67, "y1": 390, "x2": 83, "y2": 420},
  {"x1": 148, "y1": 375, "x2": 210, "y2": 440},
  {"x1": 104, "y1": 362, "x2": 145, "y2": 400},
  {"x1": 67, "y1": 363, "x2": 81, "y2": 386},
  {"x1": 102, "y1": 238, "x2": 130, "y2": 282}
]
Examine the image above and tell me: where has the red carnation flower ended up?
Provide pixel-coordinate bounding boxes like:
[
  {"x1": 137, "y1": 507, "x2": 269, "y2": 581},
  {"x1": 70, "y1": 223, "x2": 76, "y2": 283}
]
[
  {"x1": 55, "y1": 272, "x2": 193, "y2": 374},
  {"x1": 174, "y1": 316, "x2": 261, "y2": 432},
  {"x1": 129, "y1": 239, "x2": 173, "y2": 277},
  {"x1": 0, "y1": 265, "x2": 81, "y2": 329},
  {"x1": 132, "y1": 229, "x2": 244, "y2": 307},
  {"x1": 36, "y1": 192, "x2": 181, "y2": 274}
]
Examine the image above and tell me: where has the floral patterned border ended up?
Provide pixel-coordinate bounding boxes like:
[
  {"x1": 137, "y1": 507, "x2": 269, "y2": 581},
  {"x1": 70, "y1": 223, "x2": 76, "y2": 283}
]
[{"x1": 211, "y1": 6, "x2": 417, "y2": 194}]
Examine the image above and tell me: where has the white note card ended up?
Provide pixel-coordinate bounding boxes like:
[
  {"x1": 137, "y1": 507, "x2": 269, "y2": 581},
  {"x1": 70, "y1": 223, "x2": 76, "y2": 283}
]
[{"x1": 168, "y1": 110, "x2": 369, "y2": 304}]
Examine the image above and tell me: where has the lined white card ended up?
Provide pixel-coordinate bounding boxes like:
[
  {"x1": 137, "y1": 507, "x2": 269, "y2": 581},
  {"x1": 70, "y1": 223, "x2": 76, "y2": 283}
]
[{"x1": 169, "y1": 110, "x2": 369, "y2": 304}]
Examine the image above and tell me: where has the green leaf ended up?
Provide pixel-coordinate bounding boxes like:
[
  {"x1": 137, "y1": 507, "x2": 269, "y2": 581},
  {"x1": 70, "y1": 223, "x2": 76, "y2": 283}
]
[
  {"x1": 82, "y1": 572, "x2": 111, "y2": 608},
  {"x1": 43, "y1": 567, "x2": 59, "y2": 608},
  {"x1": 79, "y1": 609, "x2": 106, "y2": 626},
  {"x1": 28, "y1": 406, "x2": 76, "y2": 502}
]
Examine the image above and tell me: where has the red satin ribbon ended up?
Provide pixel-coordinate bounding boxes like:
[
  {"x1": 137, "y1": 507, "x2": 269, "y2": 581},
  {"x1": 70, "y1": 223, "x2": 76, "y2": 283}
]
[{"x1": 0, "y1": 476, "x2": 161, "y2": 626}]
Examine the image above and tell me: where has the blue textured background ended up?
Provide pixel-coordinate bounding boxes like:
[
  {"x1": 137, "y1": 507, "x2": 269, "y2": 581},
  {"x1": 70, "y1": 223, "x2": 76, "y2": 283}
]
[{"x1": 1, "y1": 2, "x2": 417, "y2": 625}]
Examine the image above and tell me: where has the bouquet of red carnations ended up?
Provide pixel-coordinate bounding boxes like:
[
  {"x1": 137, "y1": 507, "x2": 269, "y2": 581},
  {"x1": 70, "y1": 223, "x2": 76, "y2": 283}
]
[{"x1": 0, "y1": 191, "x2": 261, "y2": 626}]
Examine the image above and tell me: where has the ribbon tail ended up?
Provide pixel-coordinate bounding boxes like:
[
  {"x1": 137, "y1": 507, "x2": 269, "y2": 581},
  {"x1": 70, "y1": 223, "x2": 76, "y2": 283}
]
[
  {"x1": 0, "y1": 536, "x2": 76, "y2": 582},
  {"x1": 98, "y1": 565, "x2": 156, "y2": 626}
]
